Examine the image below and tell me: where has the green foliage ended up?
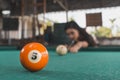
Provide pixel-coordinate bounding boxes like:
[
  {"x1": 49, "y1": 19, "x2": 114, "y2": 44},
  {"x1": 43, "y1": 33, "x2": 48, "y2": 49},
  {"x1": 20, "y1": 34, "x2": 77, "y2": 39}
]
[
  {"x1": 46, "y1": 20, "x2": 53, "y2": 26},
  {"x1": 93, "y1": 27, "x2": 112, "y2": 38},
  {"x1": 69, "y1": 17, "x2": 74, "y2": 21}
]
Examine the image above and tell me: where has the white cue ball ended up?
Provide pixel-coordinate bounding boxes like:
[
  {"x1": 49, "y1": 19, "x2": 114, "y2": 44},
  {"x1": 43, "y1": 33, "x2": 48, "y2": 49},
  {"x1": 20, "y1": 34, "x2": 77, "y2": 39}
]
[{"x1": 56, "y1": 45, "x2": 68, "y2": 56}]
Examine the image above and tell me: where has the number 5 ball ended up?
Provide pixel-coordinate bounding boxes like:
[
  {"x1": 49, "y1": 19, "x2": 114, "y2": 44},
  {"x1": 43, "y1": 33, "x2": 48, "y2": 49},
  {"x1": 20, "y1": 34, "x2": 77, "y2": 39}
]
[{"x1": 20, "y1": 42, "x2": 49, "y2": 72}]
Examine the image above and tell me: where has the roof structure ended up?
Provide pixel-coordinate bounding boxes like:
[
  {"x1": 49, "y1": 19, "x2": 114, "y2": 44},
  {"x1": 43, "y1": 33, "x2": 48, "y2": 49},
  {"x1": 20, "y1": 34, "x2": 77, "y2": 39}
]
[{"x1": 0, "y1": 0, "x2": 120, "y2": 16}]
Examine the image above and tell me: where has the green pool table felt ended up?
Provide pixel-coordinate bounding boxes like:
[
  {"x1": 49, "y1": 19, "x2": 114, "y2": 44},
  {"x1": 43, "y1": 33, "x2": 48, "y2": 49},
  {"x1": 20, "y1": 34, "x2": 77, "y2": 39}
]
[{"x1": 0, "y1": 50, "x2": 120, "y2": 80}]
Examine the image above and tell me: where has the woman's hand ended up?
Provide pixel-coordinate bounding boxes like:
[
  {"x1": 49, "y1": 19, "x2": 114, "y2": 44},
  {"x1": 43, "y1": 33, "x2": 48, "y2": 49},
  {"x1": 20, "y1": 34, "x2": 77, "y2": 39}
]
[
  {"x1": 69, "y1": 46, "x2": 78, "y2": 53},
  {"x1": 68, "y1": 41, "x2": 88, "y2": 53},
  {"x1": 69, "y1": 45, "x2": 81, "y2": 53}
]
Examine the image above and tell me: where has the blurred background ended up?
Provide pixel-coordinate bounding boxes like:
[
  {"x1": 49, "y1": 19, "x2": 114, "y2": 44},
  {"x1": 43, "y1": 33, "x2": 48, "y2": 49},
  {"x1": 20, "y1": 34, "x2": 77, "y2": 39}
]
[{"x1": 0, "y1": 0, "x2": 120, "y2": 48}]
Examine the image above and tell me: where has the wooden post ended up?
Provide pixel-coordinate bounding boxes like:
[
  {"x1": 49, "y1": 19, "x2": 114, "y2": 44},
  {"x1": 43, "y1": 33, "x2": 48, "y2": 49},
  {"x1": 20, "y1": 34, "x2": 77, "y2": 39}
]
[
  {"x1": 66, "y1": 10, "x2": 68, "y2": 22},
  {"x1": 21, "y1": 0, "x2": 25, "y2": 39},
  {"x1": 65, "y1": 0, "x2": 68, "y2": 22},
  {"x1": 32, "y1": 0, "x2": 37, "y2": 38},
  {"x1": 43, "y1": 0, "x2": 46, "y2": 22},
  {"x1": 32, "y1": 0, "x2": 46, "y2": 37}
]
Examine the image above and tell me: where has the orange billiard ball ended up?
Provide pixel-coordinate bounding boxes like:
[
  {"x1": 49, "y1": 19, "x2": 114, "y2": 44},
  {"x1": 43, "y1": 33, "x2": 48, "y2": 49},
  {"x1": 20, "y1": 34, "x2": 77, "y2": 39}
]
[{"x1": 20, "y1": 42, "x2": 49, "y2": 72}]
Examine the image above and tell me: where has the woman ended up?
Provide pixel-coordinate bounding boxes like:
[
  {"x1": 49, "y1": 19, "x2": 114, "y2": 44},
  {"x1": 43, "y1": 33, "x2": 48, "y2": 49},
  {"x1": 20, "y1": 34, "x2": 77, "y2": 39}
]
[{"x1": 65, "y1": 21, "x2": 96, "y2": 53}]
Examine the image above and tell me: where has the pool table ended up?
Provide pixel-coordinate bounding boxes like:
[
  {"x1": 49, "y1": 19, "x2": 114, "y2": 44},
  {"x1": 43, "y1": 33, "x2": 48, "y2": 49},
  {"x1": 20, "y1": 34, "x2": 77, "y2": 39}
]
[{"x1": 1, "y1": 47, "x2": 120, "y2": 80}]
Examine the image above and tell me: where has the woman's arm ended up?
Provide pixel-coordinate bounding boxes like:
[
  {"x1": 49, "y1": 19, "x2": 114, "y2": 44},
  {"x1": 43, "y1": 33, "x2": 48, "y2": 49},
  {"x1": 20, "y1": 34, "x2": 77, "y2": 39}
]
[
  {"x1": 77, "y1": 41, "x2": 88, "y2": 48},
  {"x1": 69, "y1": 41, "x2": 88, "y2": 53}
]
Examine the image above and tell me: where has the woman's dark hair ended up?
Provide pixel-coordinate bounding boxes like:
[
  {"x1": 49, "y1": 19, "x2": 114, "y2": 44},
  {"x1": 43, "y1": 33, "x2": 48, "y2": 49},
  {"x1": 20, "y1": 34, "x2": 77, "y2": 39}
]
[{"x1": 65, "y1": 21, "x2": 96, "y2": 46}]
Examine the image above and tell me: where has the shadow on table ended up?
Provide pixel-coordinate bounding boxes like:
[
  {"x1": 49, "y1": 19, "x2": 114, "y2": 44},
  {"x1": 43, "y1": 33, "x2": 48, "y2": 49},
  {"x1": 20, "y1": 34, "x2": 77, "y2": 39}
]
[
  {"x1": 0, "y1": 65, "x2": 114, "y2": 80},
  {"x1": 37, "y1": 70, "x2": 113, "y2": 80}
]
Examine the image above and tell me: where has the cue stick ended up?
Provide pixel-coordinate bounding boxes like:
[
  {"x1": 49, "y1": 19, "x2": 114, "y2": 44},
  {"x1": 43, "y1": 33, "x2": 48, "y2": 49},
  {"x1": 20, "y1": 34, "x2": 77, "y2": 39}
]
[{"x1": 67, "y1": 40, "x2": 75, "y2": 50}]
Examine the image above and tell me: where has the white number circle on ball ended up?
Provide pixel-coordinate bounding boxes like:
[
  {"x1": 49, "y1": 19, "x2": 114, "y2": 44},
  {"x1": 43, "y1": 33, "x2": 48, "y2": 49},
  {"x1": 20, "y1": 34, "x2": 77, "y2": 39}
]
[{"x1": 28, "y1": 50, "x2": 42, "y2": 63}]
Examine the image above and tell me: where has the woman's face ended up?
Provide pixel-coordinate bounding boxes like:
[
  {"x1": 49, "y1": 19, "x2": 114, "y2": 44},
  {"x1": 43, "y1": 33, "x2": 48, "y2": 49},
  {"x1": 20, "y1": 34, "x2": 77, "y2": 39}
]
[{"x1": 66, "y1": 28, "x2": 79, "y2": 41}]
